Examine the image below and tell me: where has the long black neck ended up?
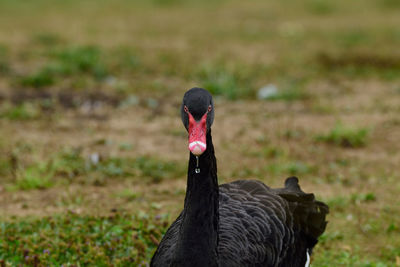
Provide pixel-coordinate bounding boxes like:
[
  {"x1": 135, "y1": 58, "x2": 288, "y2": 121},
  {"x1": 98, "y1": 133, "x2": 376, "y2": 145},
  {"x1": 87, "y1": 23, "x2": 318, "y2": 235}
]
[{"x1": 172, "y1": 130, "x2": 219, "y2": 267}]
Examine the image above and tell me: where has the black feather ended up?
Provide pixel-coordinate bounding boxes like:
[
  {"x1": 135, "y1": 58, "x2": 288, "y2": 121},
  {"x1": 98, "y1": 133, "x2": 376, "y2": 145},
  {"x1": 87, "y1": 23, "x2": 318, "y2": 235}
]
[{"x1": 151, "y1": 88, "x2": 329, "y2": 267}]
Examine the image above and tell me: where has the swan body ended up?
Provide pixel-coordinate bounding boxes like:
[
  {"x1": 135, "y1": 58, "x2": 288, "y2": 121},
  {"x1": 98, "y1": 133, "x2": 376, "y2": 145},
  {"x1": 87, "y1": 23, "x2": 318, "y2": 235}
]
[{"x1": 151, "y1": 88, "x2": 329, "y2": 267}]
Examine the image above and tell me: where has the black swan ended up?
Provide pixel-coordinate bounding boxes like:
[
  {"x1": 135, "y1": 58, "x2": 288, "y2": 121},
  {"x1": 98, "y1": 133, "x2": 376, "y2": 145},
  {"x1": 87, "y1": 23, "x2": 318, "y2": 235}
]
[{"x1": 151, "y1": 88, "x2": 329, "y2": 267}]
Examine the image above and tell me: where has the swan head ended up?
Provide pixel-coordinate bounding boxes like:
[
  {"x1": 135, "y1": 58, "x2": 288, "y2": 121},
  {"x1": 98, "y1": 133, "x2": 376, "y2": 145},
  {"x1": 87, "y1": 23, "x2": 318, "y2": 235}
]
[{"x1": 181, "y1": 88, "x2": 214, "y2": 156}]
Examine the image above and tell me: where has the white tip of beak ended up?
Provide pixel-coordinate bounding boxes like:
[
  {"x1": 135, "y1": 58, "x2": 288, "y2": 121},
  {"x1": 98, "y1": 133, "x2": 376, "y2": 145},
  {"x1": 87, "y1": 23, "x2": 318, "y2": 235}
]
[{"x1": 189, "y1": 141, "x2": 206, "y2": 156}]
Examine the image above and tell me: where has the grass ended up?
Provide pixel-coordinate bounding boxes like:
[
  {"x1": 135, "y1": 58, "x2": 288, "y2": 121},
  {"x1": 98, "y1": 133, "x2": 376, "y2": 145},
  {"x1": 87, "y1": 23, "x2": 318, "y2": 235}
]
[
  {"x1": 196, "y1": 63, "x2": 251, "y2": 100},
  {"x1": 306, "y1": 0, "x2": 336, "y2": 15},
  {"x1": 20, "y1": 69, "x2": 56, "y2": 88},
  {"x1": 264, "y1": 88, "x2": 308, "y2": 101},
  {"x1": 3, "y1": 149, "x2": 185, "y2": 190},
  {"x1": 0, "y1": 44, "x2": 9, "y2": 74},
  {"x1": 312, "y1": 250, "x2": 391, "y2": 266},
  {"x1": 379, "y1": 0, "x2": 400, "y2": 9},
  {"x1": 316, "y1": 51, "x2": 400, "y2": 80},
  {"x1": 51, "y1": 46, "x2": 108, "y2": 79},
  {"x1": 333, "y1": 29, "x2": 372, "y2": 48},
  {"x1": 0, "y1": 0, "x2": 399, "y2": 266},
  {"x1": 267, "y1": 161, "x2": 314, "y2": 176},
  {"x1": 114, "y1": 188, "x2": 140, "y2": 201},
  {"x1": 0, "y1": 212, "x2": 169, "y2": 266},
  {"x1": 19, "y1": 45, "x2": 109, "y2": 89},
  {"x1": 32, "y1": 32, "x2": 63, "y2": 46},
  {"x1": 316, "y1": 122, "x2": 370, "y2": 148},
  {"x1": 0, "y1": 103, "x2": 42, "y2": 120},
  {"x1": 14, "y1": 164, "x2": 54, "y2": 190}
]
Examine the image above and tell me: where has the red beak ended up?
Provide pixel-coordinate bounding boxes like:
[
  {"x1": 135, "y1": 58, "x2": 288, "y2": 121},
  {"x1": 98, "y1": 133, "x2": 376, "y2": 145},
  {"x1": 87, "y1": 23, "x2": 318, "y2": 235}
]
[{"x1": 188, "y1": 112, "x2": 207, "y2": 156}]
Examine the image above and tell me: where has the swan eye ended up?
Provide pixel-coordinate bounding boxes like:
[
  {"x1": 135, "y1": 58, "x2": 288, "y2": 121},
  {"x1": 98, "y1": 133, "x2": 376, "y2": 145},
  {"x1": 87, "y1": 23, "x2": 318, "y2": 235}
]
[
  {"x1": 184, "y1": 105, "x2": 189, "y2": 113},
  {"x1": 208, "y1": 105, "x2": 212, "y2": 112}
]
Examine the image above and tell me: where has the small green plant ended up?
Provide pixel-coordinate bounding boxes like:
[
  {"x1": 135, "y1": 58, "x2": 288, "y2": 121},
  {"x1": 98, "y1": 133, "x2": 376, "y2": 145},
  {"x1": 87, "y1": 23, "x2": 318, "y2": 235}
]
[
  {"x1": 267, "y1": 161, "x2": 313, "y2": 176},
  {"x1": 112, "y1": 47, "x2": 141, "y2": 71},
  {"x1": 0, "y1": 59, "x2": 9, "y2": 74},
  {"x1": 306, "y1": 0, "x2": 336, "y2": 15},
  {"x1": 14, "y1": 164, "x2": 53, "y2": 190},
  {"x1": 0, "y1": 44, "x2": 9, "y2": 74},
  {"x1": 386, "y1": 223, "x2": 399, "y2": 233},
  {"x1": 19, "y1": 45, "x2": 109, "y2": 88},
  {"x1": 52, "y1": 45, "x2": 108, "y2": 79},
  {"x1": 334, "y1": 30, "x2": 371, "y2": 48},
  {"x1": 316, "y1": 122, "x2": 370, "y2": 148},
  {"x1": 20, "y1": 69, "x2": 55, "y2": 88},
  {"x1": 0, "y1": 103, "x2": 41, "y2": 120},
  {"x1": 324, "y1": 196, "x2": 350, "y2": 212},
  {"x1": 96, "y1": 157, "x2": 132, "y2": 177},
  {"x1": 261, "y1": 146, "x2": 285, "y2": 159},
  {"x1": 351, "y1": 192, "x2": 376, "y2": 203},
  {"x1": 197, "y1": 64, "x2": 249, "y2": 100},
  {"x1": 318, "y1": 231, "x2": 344, "y2": 244},
  {"x1": 0, "y1": 156, "x2": 12, "y2": 176},
  {"x1": 134, "y1": 156, "x2": 185, "y2": 183},
  {"x1": 114, "y1": 188, "x2": 140, "y2": 201},
  {"x1": 50, "y1": 149, "x2": 86, "y2": 179},
  {"x1": 0, "y1": 44, "x2": 7, "y2": 57}
]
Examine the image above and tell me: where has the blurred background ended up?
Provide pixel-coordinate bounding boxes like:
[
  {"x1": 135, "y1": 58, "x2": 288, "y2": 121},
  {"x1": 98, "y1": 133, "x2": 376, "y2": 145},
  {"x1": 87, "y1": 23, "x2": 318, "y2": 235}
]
[{"x1": 0, "y1": 0, "x2": 399, "y2": 265}]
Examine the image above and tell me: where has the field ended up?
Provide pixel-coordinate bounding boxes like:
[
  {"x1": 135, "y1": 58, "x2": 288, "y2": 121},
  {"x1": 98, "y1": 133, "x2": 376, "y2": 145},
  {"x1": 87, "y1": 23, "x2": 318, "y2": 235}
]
[{"x1": 0, "y1": 0, "x2": 400, "y2": 266}]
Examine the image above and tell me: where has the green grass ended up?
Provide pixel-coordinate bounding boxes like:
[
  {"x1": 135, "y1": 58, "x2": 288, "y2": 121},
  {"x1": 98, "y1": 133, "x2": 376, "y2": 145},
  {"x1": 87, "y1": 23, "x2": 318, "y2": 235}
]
[
  {"x1": 0, "y1": 212, "x2": 169, "y2": 266},
  {"x1": 324, "y1": 193, "x2": 377, "y2": 214},
  {"x1": 13, "y1": 164, "x2": 53, "y2": 190},
  {"x1": 18, "y1": 45, "x2": 109, "y2": 89},
  {"x1": 306, "y1": 0, "x2": 336, "y2": 15},
  {"x1": 0, "y1": 158, "x2": 12, "y2": 177},
  {"x1": 333, "y1": 29, "x2": 372, "y2": 48},
  {"x1": 317, "y1": 52, "x2": 400, "y2": 80},
  {"x1": 312, "y1": 250, "x2": 393, "y2": 267},
  {"x1": 114, "y1": 188, "x2": 141, "y2": 201},
  {"x1": 110, "y1": 46, "x2": 141, "y2": 73},
  {"x1": 316, "y1": 122, "x2": 370, "y2": 148},
  {"x1": 51, "y1": 46, "x2": 108, "y2": 79},
  {"x1": 265, "y1": 88, "x2": 308, "y2": 101},
  {"x1": 0, "y1": 103, "x2": 42, "y2": 120},
  {"x1": 0, "y1": 60, "x2": 9, "y2": 74},
  {"x1": 378, "y1": 0, "x2": 400, "y2": 9},
  {"x1": 4, "y1": 149, "x2": 186, "y2": 190},
  {"x1": 230, "y1": 160, "x2": 315, "y2": 180},
  {"x1": 0, "y1": 44, "x2": 9, "y2": 74},
  {"x1": 258, "y1": 79, "x2": 310, "y2": 102},
  {"x1": 32, "y1": 32, "x2": 63, "y2": 46},
  {"x1": 197, "y1": 63, "x2": 251, "y2": 100},
  {"x1": 20, "y1": 69, "x2": 56, "y2": 88}
]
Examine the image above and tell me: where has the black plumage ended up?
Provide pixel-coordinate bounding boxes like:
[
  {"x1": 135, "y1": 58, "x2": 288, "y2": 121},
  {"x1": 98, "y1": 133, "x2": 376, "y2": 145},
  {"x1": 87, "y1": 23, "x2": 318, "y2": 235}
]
[{"x1": 151, "y1": 88, "x2": 329, "y2": 267}]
